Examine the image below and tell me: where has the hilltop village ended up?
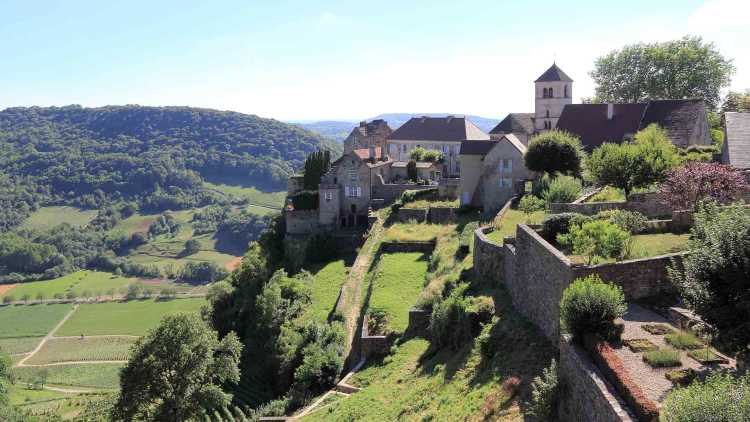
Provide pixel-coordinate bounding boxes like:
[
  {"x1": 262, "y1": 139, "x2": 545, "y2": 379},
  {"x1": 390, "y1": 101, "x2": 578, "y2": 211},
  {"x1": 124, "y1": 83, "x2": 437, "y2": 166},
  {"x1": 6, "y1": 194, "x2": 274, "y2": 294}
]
[{"x1": 285, "y1": 63, "x2": 715, "y2": 233}]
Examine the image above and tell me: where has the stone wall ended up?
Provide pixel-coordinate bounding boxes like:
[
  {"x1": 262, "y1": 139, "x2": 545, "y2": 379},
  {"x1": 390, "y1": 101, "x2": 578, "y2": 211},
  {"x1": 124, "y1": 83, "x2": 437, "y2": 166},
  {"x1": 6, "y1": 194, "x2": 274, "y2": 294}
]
[
  {"x1": 473, "y1": 226, "x2": 505, "y2": 284},
  {"x1": 428, "y1": 207, "x2": 457, "y2": 224},
  {"x1": 407, "y1": 308, "x2": 431, "y2": 337},
  {"x1": 558, "y1": 336, "x2": 636, "y2": 422},
  {"x1": 573, "y1": 252, "x2": 686, "y2": 300},
  {"x1": 361, "y1": 314, "x2": 391, "y2": 359},
  {"x1": 372, "y1": 182, "x2": 435, "y2": 203},
  {"x1": 549, "y1": 192, "x2": 672, "y2": 219},
  {"x1": 504, "y1": 225, "x2": 574, "y2": 342},
  {"x1": 397, "y1": 208, "x2": 427, "y2": 223},
  {"x1": 438, "y1": 178, "x2": 460, "y2": 199},
  {"x1": 285, "y1": 209, "x2": 320, "y2": 235}
]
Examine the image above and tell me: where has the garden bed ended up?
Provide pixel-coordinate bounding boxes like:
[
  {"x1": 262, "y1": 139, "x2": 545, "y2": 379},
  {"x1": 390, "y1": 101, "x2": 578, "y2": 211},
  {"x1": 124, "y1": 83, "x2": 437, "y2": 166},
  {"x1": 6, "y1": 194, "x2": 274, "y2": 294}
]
[{"x1": 568, "y1": 232, "x2": 689, "y2": 264}]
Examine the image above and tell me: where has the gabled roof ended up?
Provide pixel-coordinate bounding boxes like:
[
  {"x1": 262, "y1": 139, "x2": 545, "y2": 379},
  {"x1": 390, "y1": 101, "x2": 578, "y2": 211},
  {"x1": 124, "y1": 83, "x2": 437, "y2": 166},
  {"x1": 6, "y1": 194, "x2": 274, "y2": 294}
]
[
  {"x1": 535, "y1": 63, "x2": 573, "y2": 83},
  {"x1": 387, "y1": 116, "x2": 490, "y2": 142},
  {"x1": 460, "y1": 140, "x2": 499, "y2": 155},
  {"x1": 556, "y1": 103, "x2": 647, "y2": 151},
  {"x1": 639, "y1": 99, "x2": 706, "y2": 145},
  {"x1": 489, "y1": 113, "x2": 534, "y2": 135},
  {"x1": 460, "y1": 134, "x2": 526, "y2": 156},
  {"x1": 723, "y1": 112, "x2": 750, "y2": 169}
]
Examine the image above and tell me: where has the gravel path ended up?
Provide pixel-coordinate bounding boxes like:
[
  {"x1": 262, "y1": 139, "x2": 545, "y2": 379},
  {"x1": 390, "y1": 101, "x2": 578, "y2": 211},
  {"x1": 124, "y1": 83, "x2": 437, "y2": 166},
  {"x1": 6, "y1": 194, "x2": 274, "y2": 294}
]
[
  {"x1": 614, "y1": 303, "x2": 735, "y2": 404},
  {"x1": 16, "y1": 304, "x2": 79, "y2": 367}
]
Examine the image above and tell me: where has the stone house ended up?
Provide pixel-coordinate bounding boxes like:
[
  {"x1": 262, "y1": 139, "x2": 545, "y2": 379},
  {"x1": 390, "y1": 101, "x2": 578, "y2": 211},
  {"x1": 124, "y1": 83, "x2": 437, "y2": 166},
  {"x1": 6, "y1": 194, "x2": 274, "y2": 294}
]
[
  {"x1": 721, "y1": 112, "x2": 750, "y2": 169},
  {"x1": 386, "y1": 116, "x2": 491, "y2": 177},
  {"x1": 557, "y1": 99, "x2": 711, "y2": 151},
  {"x1": 319, "y1": 146, "x2": 392, "y2": 229},
  {"x1": 389, "y1": 161, "x2": 441, "y2": 182},
  {"x1": 343, "y1": 119, "x2": 392, "y2": 154},
  {"x1": 458, "y1": 134, "x2": 534, "y2": 211}
]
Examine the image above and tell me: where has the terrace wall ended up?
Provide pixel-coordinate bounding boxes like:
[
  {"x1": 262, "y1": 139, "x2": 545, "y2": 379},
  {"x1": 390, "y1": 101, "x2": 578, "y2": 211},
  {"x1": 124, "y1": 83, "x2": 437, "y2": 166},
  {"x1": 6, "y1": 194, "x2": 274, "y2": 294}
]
[
  {"x1": 473, "y1": 226, "x2": 505, "y2": 284},
  {"x1": 558, "y1": 336, "x2": 636, "y2": 422},
  {"x1": 397, "y1": 208, "x2": 427, "y2": 223},
  {"x1": 549, "y1": 192, "x2": 672, "y2": 219},
  {"x1": 372, "y1": 182, "x2": 435, "y2": 203},
  {"x1": 380, "y1": 240, "x2": 436, "y2": 254},
  {"x1": 428, "y1": 207, "x2": 457, "y2": 224},
  {"x1": 284, "y1": 209, "x2": 320, "y2": 235}
]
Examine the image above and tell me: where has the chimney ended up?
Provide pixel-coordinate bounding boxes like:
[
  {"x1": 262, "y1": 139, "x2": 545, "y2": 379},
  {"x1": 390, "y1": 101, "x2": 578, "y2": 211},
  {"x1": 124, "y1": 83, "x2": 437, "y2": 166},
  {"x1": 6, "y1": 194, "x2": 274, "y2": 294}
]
[{"x1": 606, "y1": 103, "x2": 614, "y2": 120}]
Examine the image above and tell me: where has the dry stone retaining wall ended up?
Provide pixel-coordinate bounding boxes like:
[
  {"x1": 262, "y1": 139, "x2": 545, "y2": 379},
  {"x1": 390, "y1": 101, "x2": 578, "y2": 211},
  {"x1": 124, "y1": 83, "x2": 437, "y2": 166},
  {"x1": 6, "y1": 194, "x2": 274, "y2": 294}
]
[
  {"x1": 549, "y1": 192, "x2": 673, "y2": 219},
  {"x1": 473, "y1": 227, "x2": 505, "y2": 284},
  {"x1": 397, "y1": 208, "x2": 427, "y2": 222},
  {"x1": 558, "y1": 336, "x2": 636, "y2": 422}
]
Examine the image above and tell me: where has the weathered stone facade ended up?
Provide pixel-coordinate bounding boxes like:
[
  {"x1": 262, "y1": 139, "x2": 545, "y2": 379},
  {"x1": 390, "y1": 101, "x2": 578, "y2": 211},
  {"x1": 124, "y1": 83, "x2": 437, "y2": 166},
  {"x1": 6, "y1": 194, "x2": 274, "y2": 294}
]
[
  {"x1": 343, "y1": 120, "x2": 392, "y2": 154},
  {"x1": 558, "y1": 336, "x2": 636, "y2": 422},
  {"x1": 473, "y1": 226, "x2": 506, "y2": 284},
  {"x1": 284, "y1": 210, "x2": 320, "y2": 235}
]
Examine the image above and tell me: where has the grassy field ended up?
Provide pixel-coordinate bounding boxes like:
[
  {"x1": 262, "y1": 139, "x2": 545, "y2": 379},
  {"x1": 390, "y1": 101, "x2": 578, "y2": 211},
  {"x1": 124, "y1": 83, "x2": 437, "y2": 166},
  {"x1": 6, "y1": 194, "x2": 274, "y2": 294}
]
[
  {"x1": 13, "y1": 363, "x2": 124, "y2": 389},
  {"x1": 485, "y1": 209, "x2": 545, "y2": 244},
  {"x1": 203, "y1": 177, "x2": 286, "y2": 209},
  {"x1": 0, "y1": 270, "x2": 140, "y2": 300},
  {"x1": 0, "y1": 304, "x2": 73, "y2": 338},
  {"x1": 56, "y1": 297, "x2": 205, "y2": 336},
  {"x1": 302, "y1": 259, "x2": 351, "y2": 324},
  {"x1": 384, "y1": 222, "x2": 457, "y2": 242},
  {"x1": 568, "y1": 232, "x2": 690, "y2": 264},
  {"x1": 26, "y1": 337, "x2": 136, "y2": 365},
  {"x1": 0, "y1": 337, "x2": 43, "y2": 355},
  {"x1": 366, "y1": 253, "x2": 429, "y2": 333},
  {"x1": 22, "y1": 206, "x2": 98, "y2": 230}
]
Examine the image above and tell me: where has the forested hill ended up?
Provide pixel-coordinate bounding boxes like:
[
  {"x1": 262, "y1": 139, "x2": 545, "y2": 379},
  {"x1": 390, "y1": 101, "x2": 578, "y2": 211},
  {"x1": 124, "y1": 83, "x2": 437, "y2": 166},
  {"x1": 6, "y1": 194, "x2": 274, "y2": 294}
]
[{"x1": 0, "y1": 105, "x2": 340, "y2": 216}]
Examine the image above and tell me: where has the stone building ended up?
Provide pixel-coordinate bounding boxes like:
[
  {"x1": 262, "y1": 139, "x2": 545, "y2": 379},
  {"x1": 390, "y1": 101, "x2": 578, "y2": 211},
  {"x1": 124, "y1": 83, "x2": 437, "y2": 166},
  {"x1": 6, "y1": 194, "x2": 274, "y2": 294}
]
[
  {"x1": 489, "y1": 63, "x2": 573, "y2": 144},
  {"x1": 343, "y1": 119, "x2": 392, "y2": 154},
  {"x1": 386, "y1": 116, "x2": 490, "y2": 177},
  {"x1": 458, "y1": 134, "x2": 534, "y2": 211},
  {"x1": 721, "y1": 112, "x2": 750, "y2": 169},
  {"x1": 319, "y1": 146, "x2": 392, "y2": 229},
  {"x1": 557, "y1": 99, "x2": 711, "y2": 151}
]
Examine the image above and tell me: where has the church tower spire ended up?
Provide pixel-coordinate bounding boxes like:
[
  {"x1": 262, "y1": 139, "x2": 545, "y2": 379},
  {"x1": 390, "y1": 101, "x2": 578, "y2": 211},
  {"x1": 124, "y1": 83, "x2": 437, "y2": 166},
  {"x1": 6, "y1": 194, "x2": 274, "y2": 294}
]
[{"x1": 533, "y1": 63, "x2": 573, "y2": 132}]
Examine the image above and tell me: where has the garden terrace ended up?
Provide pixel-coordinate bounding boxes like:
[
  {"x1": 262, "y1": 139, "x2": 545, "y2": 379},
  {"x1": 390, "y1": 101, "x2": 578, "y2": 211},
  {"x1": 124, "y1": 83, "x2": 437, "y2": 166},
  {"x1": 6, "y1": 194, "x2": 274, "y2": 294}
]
[
  {"x1": 567, "y1": 232, "x2": 690, "y2": 264},
  {"x1": 484, "y1": 202, "x2": 544, "y2": 245}
]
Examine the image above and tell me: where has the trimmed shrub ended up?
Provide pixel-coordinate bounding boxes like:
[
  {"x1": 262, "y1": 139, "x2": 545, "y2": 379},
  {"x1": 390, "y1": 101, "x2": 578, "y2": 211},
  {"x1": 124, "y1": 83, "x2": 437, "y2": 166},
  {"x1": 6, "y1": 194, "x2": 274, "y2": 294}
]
[
  {"x1": 541, "y1": 175, "x2": 582, "y2": 204},
  {"x1": 526, "y1": 359, "x2": 558, "y2": 422},
  {"x1": 642, "y1": 348, "x2": 681, "y2": 367},
  {"x1": 524, "y1": 130, "x2": 584, "y2": 176},
  {"x1": 557, "y1": 220, "x2": 631, "y2": 264},
  {"x1": 560, "y1": 275, "x2": 626, "y2": 341},
  {"x1": 595, "y1": 209, "x2": 647, "y2": 234},
  {"x1": 541, "y1": 212, "x2": 584, "y2": 241},
  {"x1": 661, "y1": 373, "x2": 750, "y2": 421}
]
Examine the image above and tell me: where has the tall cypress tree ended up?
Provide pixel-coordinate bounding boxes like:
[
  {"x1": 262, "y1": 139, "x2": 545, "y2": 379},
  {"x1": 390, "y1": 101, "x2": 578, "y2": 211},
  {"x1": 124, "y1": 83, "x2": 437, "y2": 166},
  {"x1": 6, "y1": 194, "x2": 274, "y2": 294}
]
[{"x1": 303, "y1": 150, "x2": 331, "y2": 190}]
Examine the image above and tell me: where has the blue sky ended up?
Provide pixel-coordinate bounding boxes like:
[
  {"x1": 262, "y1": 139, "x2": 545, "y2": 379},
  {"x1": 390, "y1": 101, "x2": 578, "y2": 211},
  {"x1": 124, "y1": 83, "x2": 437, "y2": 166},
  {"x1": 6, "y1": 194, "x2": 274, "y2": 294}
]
[{"x1": 1, "y1": 0, "x2": 747, "y2": 120}]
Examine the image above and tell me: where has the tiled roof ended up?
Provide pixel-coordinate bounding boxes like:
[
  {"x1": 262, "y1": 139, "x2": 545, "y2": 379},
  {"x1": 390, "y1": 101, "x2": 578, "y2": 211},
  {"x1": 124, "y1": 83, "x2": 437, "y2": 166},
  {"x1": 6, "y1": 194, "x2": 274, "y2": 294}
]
[
  {"x1": 639, "y1": 99, "x2": 707, "y2": 147},
  {"x1": 556, "y1": 103, "x2": 647, "y2": 151},
  {"x1": 503, "y1": 133, "x2": 527, "y2": 154},
  {"x1": 489, "y1": 113, "x2": 534, "y2": 135},
  {"x1": 723, "y1": 112, "x2": 750, "y2": 169},
  {"x1": 535, "y1": 63, "x2": 573, "y2": 82},
  {"x1": 353, "y1": 147, "x2": 382, "y2": 160},
  {"x1": 387, "y1": 116, "x2": 490, "y2": 142},
  {"x1": 460, "y1": 140, "x2": 499, "y2": 155}
]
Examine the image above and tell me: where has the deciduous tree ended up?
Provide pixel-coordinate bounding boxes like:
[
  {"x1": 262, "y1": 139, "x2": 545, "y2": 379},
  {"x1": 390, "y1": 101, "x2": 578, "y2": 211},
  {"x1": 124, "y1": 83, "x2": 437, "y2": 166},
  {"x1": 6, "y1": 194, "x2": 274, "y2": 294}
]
[
  {"x1": 591, "y1": 36, "x2": 734, "y2": 109},
  {"x1": 659, "y1": 162, "x2": 746, "y2": 210},
  {"x1": 113, "y1": 313, "x2": 242, "y2": 421},
  {"x1": 524, "y1": 131, "x2": 584, "y2": 177}
]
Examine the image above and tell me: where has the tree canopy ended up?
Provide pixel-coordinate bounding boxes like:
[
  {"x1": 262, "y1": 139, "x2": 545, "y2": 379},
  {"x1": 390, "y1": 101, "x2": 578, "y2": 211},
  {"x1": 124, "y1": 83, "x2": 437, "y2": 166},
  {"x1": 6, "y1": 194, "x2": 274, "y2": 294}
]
[
  {"x1": 524, "y1": 130, "x2": 584, "y2": 177},
  {"x1": 113, "y1": 312, "x2": 242, "y2": 421},
  {"x1": 587, "y1": 124, "x2": 678, "y2": 196},
  {"x1": 722, "y1": 89, "x2": 750, "y2": 113},
  {"x1": 590, "y1": 36, "x2": 735, "y2": 109}
]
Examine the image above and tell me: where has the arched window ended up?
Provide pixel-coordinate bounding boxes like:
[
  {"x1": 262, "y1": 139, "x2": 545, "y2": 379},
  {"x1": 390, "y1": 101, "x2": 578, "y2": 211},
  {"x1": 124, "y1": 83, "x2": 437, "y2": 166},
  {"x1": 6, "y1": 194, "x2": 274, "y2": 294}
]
[
  {"x1": 548, "y1": 87, "x2": 553, "y2": 98},
  {"x1": 564, "y1": 85, "x2": 569, "y2": 98}
]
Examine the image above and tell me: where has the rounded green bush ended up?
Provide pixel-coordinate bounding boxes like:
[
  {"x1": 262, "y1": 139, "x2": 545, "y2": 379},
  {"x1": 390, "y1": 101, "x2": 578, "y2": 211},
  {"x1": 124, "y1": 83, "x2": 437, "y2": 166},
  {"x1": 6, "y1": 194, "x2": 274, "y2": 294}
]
[{"x1": 560, "y1": 275, "x2": 626, "y2": 341}]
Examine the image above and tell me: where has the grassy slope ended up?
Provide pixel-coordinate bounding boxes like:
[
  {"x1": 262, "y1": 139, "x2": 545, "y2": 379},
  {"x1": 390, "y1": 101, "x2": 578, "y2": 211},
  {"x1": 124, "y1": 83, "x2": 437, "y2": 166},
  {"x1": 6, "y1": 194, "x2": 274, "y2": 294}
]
[
  {"x1": 13, "y1": 363, "x2": 124, "y2": 389},
  {"x1": 306, "y1": 289, "x2": 555, "y2": 422},
  {"x1": 485, "y1": 209, "x2": 545, "y2": 244},
  {"x1": 1, "y1": 270, "x2": 138, "y2": 300},
  {"x1": 302, "y1": 259, "x2": 352, "y2": 324},
  {"x1": 203, "y1": 177, "x2": 286, "y2": 209},
  {"x1": 21, "y1": 206, "x2": 98, "y2": 230},
  {"x1": 56, "y1": 297, "x2": 205, "y2": 336},
  {"x1": 366, "y1": 253, "x2": 429, "y2": 332},
  {"x1": 25, "y1": 336, "x2": 136, "y2": 365},
  {"x1": 0, "y1": 304, "x2": 73, "y2": 338},
  {"x1": 0, "y1": 337, "x2": 43, "y2": 354},
  {"x1": 384, "y1": 223, "x2": 456, "y2": 242}
]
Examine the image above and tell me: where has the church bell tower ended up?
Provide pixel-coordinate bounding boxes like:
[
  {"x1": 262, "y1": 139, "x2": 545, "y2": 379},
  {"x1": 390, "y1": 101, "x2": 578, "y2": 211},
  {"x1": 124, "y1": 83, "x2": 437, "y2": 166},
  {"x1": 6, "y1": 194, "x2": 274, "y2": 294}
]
[{"x1": 533, "y1": 63, "x2": 573, "y2": 132}]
